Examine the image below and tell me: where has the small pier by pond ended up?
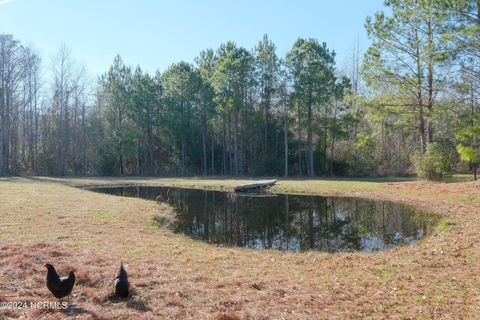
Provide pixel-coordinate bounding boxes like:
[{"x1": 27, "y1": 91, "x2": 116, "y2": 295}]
[
  {"x1": 88, "y1": 186, "x2": 440, "y2": 253},
  {"x1": 234, "y1": 179, "x2": 277, "y2": 192}
]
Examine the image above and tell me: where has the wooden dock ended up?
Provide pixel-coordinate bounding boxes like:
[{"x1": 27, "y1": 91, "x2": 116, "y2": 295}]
[{"x1": 234, "y1": 179, "x2": 278, "y2": 193}]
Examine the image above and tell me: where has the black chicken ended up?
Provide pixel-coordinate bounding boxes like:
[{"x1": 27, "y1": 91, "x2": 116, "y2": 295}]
[
  {"x1": 114, "y1": 262, "x2": 129, "y2": 298},
  {"x1": 44, "y1": 263, "x2": 75, "y2": 302}
]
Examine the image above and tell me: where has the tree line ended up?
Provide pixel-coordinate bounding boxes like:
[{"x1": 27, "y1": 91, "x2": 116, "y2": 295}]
[{"x1": 0, "y1": 0, "x2": 478, "y2": 179}]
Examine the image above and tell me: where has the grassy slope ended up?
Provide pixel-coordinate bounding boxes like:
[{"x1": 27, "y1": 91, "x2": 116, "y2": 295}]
[{"x1": 0, "y1": 176, "x2": 479, "y2": 319}]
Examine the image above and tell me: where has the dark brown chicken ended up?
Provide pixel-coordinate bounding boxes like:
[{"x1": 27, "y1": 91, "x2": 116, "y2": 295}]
[
  {"x1": 114, "y1": 262, "x2": 129, "y2": 298},
  {"x1": 44, "y1": 263, "x2": 75, "y2": 301}
]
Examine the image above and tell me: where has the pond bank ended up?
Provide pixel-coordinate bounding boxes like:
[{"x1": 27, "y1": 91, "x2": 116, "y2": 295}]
[{"x1": 0, "y1": 177, "x2": 479, "y2": 318}]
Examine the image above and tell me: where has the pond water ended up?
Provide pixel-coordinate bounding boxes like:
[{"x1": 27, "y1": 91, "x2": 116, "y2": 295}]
[{"x1": 88, "y1": 186, "x2": 440, "y2": 253}]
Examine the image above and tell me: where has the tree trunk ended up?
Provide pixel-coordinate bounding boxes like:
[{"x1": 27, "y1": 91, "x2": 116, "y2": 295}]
[
  {"x1": 426, "y1": 13, "x2": 434, "y2": 144},
  {"x1": 182, "y1": 137, "x2": 186, "y2": 176},
  {"x1": 307, "y1": 99, "x2": 314, "y2": 177},
  {"x1": 211, "y1": 134, "x2": 215, "y2": 176},
  {"x1": 330, "y1": 136, "x2": 335, "y2": 176},
  {"x1": 264, "y1": 95, "x2": 269, "y2": 171},
  {"x1": 284, "y1": 96, "x2": 288, "y2": 177},
  {"x1": 234, "y1": 109, "x2": 239, "y2": 176},
  {"x1": 323, "y1": 106, "x2": 328, "y2": 175},
  {"x1": 222, "y1": 119, "x2": 226, "y2": 175},
  {"x1": 297, "y1": 101, "x2": 302, "y2": 175},
  {"x1": 202, "y1": 126, "x2": 207, "y2": 176},
  {"x1": 81, "y1": 101, "x2": 86, "y2": 175},
  {"x1": 419, "y1": 105, "x2": 426, "y2": 153}
]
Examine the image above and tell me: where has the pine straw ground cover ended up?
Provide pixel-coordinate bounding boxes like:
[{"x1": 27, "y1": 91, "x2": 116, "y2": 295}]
[{"x1": 0, "y1": 177, "x2": 479, "y2": 319}]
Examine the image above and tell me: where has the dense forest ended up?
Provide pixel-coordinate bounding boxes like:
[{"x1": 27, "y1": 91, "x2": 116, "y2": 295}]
[{"x1": 0, "y1": 0, "x2": 479, "y2": 179}]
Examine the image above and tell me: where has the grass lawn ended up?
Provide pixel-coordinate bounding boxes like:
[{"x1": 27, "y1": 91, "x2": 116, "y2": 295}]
[{"x1": 0, "y1": 176, "x2": 479, "y2": 319}]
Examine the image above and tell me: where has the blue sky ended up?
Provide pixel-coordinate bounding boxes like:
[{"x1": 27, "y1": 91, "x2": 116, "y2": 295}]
[{"x1": 0, "y1": 0, "x2": 386, "y2": 77}]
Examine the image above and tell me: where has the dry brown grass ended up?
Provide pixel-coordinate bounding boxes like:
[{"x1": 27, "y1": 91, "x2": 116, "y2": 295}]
[{"x1": 0, "y1": 177, "x2": 479, "y2": 319}]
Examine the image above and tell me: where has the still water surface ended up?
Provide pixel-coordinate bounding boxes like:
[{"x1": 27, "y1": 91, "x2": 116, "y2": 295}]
[{"x1": 89, "y1": 186, "x2": 439, "y2": 252}]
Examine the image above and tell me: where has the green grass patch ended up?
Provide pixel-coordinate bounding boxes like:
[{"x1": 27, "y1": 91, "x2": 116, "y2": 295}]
[
  {"x1": 148, "y1": 215, "x2": 171, "y2": 228},
  {"x1": 445, "y1": 174, "x2": 475, "y2": 183},
  {"x1": 436, "y1": 217, "x2": 455, "y2": 234},
  {"x1": 378, "y1": 267, "x2": 392, "y2": 281}
]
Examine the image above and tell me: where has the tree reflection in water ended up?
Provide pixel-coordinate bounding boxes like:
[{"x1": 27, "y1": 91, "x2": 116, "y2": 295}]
[{"x1": 90, "y1": 186, "x2": 440, "y2": 252}]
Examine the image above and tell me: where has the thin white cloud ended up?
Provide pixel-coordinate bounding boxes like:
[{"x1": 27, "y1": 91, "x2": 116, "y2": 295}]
[{"x1": 0, "y1": 0, "x2": 13, "y2": 5}]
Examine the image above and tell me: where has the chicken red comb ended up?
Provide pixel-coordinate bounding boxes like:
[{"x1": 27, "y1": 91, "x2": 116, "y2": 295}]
[{"x1": 43, "y1": 262, "x2": 49, "y2": 267}]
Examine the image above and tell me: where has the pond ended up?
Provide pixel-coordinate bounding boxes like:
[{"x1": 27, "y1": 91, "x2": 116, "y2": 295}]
[{"x1": 88, "y1": 186, "x2": 440, "y2": 253}]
